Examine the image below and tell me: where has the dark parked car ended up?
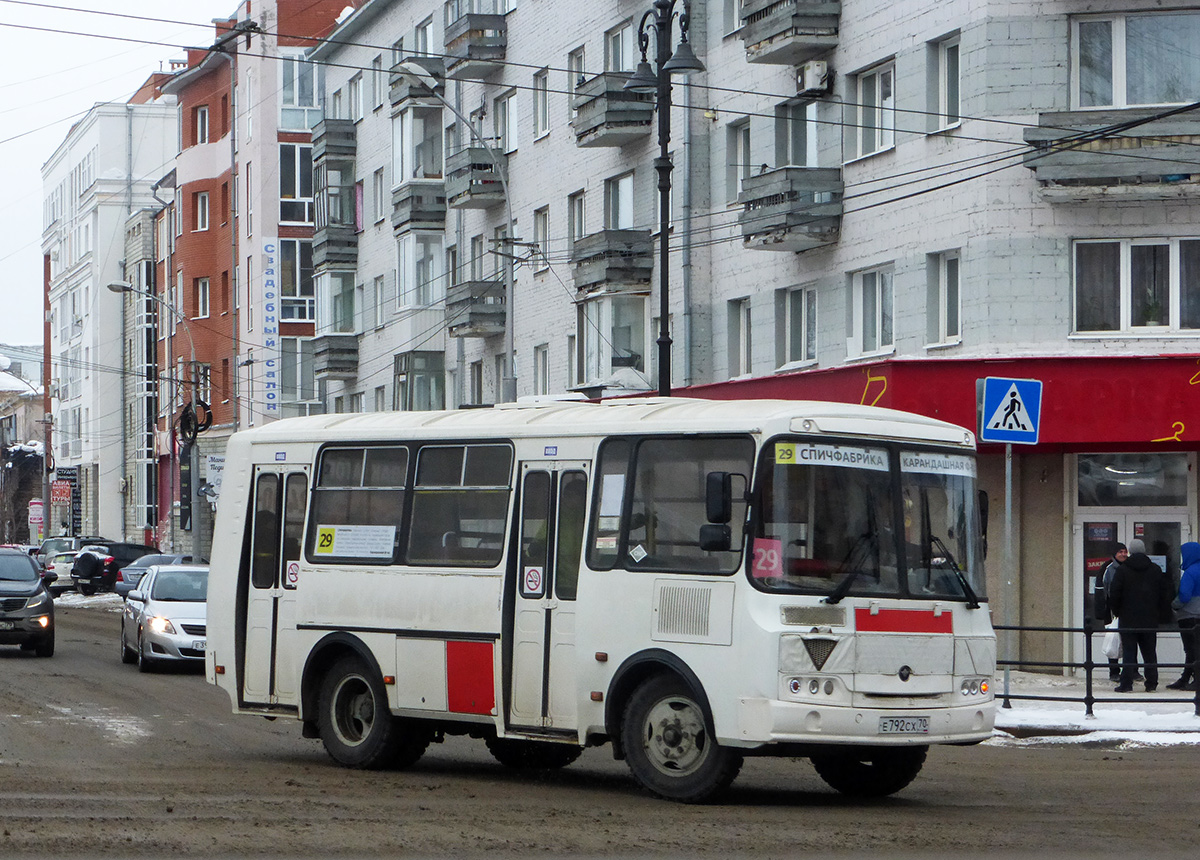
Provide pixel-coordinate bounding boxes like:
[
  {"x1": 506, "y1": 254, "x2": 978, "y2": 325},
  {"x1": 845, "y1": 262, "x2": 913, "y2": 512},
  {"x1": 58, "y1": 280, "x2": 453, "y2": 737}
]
[
  {"x1": 115, "y1": 554, "x2": 198, "y2": 599},
  {"x1": 71, "y1": 541, "x2": 158, "y2": 595},
  {"x1": 0, "y1": 547, "x2": 55, "y2": 657},
  {"x1": 35, "y1": 535, "x2": 109, "y2": 570}
]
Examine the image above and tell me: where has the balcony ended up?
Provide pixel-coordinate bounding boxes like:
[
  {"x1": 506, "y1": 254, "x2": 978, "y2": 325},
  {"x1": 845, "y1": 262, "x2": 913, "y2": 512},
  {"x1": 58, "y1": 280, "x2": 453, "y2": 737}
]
[
  {"x1": 446, "y1": 280, "x2": 506, "y2": 338},
  {"x1": 740, "y1": 0, "x2": 839, "y2": 65},
  {"x1": 737, "y1": 167, "x2": 842, "y2": 251},
  {"x1": 570, "y1": 229, "x2": 654, "y2": 294},
  {"x1": 311, "y1": 117, "x2": 356, "y2": 161},
  {"x1": 1023, "y1": 108, "x2": 1200, "y2": 202},
  {"x1": 445, "y1": 147, "x2": 507, "y2": 209},
  {"x1": 572, "y1": 73, "x2": 654, "y2": 148},
  {"x1": 312, "y1": 334, "x2": 359, "y2": 380},
  {"x1": 443, "y1": 13, "x2": 506, "y2": 80},
  {"x1": 391, "y1": 181, "x2": 446, "y2": 232},
  {"x1": 313, "y1": 223, "x2": 357, "y2": 268},
  {"x1": 389, "y1": 56, "x2": 445, "y2": 106}
]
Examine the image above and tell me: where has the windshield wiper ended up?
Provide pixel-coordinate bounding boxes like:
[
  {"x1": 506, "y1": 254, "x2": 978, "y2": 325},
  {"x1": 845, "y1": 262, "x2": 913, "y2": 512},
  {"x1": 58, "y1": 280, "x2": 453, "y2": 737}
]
[
  {"x1": 824, "y1": 490, "x2": 880, "y2": 605},
  {"x1": 928, "y1": 533, "x2": 980, "y2": 609}
]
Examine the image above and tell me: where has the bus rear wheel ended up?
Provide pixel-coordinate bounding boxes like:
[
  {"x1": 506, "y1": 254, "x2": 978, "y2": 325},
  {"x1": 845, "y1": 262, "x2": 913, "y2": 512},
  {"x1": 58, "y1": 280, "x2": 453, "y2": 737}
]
[
  {"x1": 485, "y1": 737, "x2": 582, "y2": 769},
  {"x1": 620, "y1": 674, "x2": 742, "y2": 803},
  {"x1": 318, "y1": 656, "x2": 428, "y2": 770},
  {"x1": 810, "y1": 745, "x2": 928, "y2": 797}
]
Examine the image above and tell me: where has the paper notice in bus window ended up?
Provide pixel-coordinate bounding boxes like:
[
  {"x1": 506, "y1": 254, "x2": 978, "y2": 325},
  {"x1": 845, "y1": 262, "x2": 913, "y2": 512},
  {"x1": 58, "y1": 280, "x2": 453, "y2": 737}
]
[
  {"x1": 899, "y1": 452, "x2": 975, "y2": 477},
  {"x1": 313, "y1": 524, "x2": 396, "y2": 558},
  {"x1": 776, "y1": 442, "x2": 888, "y2": 471},
  {"x1": 599, "y1": 474, "x2": 625, "y2": 517},
  {"x1": 751, "y1": 537, "x2": 783, "y2": 578}
]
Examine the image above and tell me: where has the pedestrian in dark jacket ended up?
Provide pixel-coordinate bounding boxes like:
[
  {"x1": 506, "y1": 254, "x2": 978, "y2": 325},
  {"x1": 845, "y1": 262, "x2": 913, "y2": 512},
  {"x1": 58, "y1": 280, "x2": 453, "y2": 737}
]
[
  {"x1": 1093, "y1": 542, "x2": 1127, "y2": 680},
  {"x1": 1165, "y1": 541, "x2": 1200, "y2": 691},
  {"x1": 1108, "y1": 538, "x2": 1174, "y2": 692}
]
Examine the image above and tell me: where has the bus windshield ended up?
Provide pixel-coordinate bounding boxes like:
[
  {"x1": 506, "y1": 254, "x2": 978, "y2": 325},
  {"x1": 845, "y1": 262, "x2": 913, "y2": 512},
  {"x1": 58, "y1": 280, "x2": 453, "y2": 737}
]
[{"x1": 751, "y1": 440, "x2": 985, "y2": 602}]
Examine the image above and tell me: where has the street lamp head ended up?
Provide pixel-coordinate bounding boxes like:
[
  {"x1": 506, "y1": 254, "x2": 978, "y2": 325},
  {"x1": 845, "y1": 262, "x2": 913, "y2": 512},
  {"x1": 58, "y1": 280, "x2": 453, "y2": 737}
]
[
  {"x1": 662, "y1": 38, "x2": 705, "y2": 75},
  {"x1": 106, "y1": 281, "x2": 134, "y2": 294},
  {"x1": 623, "y1": 60, "x2": 660, "y2": 93}
]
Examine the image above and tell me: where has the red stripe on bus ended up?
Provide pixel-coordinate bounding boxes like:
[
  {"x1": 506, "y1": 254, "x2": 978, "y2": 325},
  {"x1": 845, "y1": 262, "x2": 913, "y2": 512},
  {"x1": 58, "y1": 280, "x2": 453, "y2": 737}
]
[
  {"x1": 446, "y1": 640, "x2": 496, "y2": 715},
  {"x1": 854, "y1": 607, "x2": 953, "y2": 633}
]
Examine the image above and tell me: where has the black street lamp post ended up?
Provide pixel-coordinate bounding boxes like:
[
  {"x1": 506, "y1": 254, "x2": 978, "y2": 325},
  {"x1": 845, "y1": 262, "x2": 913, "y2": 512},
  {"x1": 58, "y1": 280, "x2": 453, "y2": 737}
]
[{"x1": 624, "y1": 0, "x2": 704, "y2": 397}]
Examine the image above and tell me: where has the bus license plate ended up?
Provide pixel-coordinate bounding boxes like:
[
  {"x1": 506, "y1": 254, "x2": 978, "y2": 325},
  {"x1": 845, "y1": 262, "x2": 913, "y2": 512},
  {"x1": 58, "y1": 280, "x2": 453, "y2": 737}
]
[{"x1": 879, "y1": 716, "x2": 929, "y2": 734}]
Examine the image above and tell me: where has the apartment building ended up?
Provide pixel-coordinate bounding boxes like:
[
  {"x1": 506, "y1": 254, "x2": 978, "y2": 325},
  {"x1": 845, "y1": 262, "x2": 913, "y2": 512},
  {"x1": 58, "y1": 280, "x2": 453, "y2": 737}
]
[{"x1": 302, "y1": 0, "x2": 1198, "y2": 666}]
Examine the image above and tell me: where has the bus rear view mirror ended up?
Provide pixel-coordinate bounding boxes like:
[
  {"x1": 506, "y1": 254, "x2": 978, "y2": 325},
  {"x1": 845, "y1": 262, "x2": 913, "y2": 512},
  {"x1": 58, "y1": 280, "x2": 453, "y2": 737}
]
[
  {"x1": 699, "y1": 523, "x2": 732, "y2": 552},
  {"x1": 706, "y1": 471, "x2": 733, "y2": 524}
]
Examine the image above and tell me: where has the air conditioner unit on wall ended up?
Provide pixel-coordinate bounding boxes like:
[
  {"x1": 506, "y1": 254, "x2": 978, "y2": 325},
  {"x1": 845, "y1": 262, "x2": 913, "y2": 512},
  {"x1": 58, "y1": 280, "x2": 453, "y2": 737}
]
[{"x1": 797, "y1": 60, "x2": 829, "y2": 95}]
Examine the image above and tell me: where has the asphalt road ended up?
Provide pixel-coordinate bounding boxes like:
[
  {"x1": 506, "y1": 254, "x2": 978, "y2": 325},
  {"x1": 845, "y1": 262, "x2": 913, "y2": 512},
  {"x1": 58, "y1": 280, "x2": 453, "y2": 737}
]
[{"x1": 2, "y1": 602, "x2": 1198, "y2": 859}]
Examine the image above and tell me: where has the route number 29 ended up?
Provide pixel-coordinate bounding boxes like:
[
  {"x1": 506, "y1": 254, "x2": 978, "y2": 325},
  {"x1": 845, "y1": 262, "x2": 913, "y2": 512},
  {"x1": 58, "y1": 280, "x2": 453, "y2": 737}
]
[{"x1": 752, "y1": 537, "x2": 783, "y2": 578}]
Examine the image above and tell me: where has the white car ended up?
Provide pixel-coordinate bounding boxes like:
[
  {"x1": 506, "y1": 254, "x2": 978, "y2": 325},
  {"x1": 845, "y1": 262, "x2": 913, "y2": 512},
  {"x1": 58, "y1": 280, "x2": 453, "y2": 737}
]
[{"x1": 119, "y1": 565, "x2": 208, "y2": 672}]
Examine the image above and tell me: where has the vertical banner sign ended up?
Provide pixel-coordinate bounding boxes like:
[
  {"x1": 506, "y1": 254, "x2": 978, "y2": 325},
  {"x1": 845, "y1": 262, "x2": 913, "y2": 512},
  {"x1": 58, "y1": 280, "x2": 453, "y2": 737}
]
[
  {"x1": 179, "y1": 442, "x2": 193, "y2": 532},
  {"x1": 27, "y1": 499, "x2": 44, "y2": 543},
  {"x1": 55, "y1": 466, "x2": 80, "y2": 535},
  {"x1": 262, "y1": 238, "x2": 281, "y2": 414}
]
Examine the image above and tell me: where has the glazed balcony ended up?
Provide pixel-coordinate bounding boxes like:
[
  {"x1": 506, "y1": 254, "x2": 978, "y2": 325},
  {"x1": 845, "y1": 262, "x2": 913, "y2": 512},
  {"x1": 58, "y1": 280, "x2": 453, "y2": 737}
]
[
  {"x1": 572, "y1": 72, "x2": 654, "y2": 148},
  {"x1": 569, "y1": 229, "x2": 654, "y2": 294},
  {"x1": 737, "y1": 167, "x2": 842, "y2": 251},
  {"x1": 313, "y1": 223, "x2": 357, "y2": 268},
  {"x1": 446, "y1": 279, "x2": 506, "y2": 338},
  {"x1": 391, "y1": 181, "x2": 446, "y2": 232},
  {"x1": 443, "y1": 13, "x2": 506, "y2": 80},
  {"x1": 740, "y1": 0, "x2": 839, "y2": 65},
  {"x1": 445, "y1": 147, "x2": 507, "y2": 209},
  {"x1": 1023, "y1": 108, "x2": 1200, "y2": 201},
  {"x1": 312, "y1": 334, "x2": 359, "y2": 380},
  {"x1": 389, "y1": 56, "x2": 445, "y2": 106}
]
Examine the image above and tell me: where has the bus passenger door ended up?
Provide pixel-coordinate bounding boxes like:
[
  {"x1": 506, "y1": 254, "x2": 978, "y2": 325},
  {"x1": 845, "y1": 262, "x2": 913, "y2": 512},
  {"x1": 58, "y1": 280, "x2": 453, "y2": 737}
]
[
  {"x1": 508, "y1": 463, "x2": 589, "y2": 731},
  {"x1": 241, "y1": 466, "x2": 309, "y2": 706}
]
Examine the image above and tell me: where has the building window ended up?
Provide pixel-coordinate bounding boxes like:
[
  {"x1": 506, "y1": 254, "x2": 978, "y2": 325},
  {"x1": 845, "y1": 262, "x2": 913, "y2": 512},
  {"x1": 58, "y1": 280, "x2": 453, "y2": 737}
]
[
  {"x1": 372, "y1": 275, "x2": 386, "y2": 327},
  {"x1": 280, "y1": 143, "x2": 314, "y2": 223},
  {"x1": 196, "y1": 363, "x2": 211, "y2": 404},
  {"x1": 779, "y1": 286, "x2": 817, "y2": 366},
  {"x1": 414, "y1": 17, "x2": 433, "y2": 56},
  {"x1": 371, "y1": 55, "x2": 385, "y2": 109},
  {"x1": 280, "y1": 337, "x2": 316, "y2": 404},
  {"x1": 726, "y1": 119, "x2": 751, "y2": 201},
  {"x1": 195, "y1": 106, "x2": 209, "y2": 145},
  {"x1": 533, "y1": 69, "x2": 549, "y2": 138},
  {"x1": 936, "y1": 37, "x2": 961, "y2": 129},
  {"x1": 533, "y1": 206, "x2": 549, "y2": 270},
  {"x1": 579, "y1": 294, "x2": 646, "y2": 384},
  {"x1": 567, "y1": 190, "x2": 586, "y2": 250},
  {"x1": 776, "y1": 101, "x2": 817, "y2": 167},
  {"x1": 853, "y1": 62, "x2": 895, "y2": 158},
  {"x1": 349, "y1": 74, "x2": 363, "y2": 122},
  {"x1": 195, "y1": 277, "x2": 210, "y2": 319},
  {"x1": 728, "y1": 298, "x2": 752, "y2": 377},
  {"x1": 927, "y1": 251, "x2": 961, "y2": 345},
  {"x1": 532, "y1": 344, "x2": 550, "y2": 395},
  {"x1": 372, "y1": 168, "x2": 386, "y2": 223},
  {"x1": 1074, "y1": 239, "x2": 1200, "y2": 332},
  {"x1": 245, "y1": 162, "x2": 253, "y2": 235},
  {"x1": 318, "y1": 270, "x2": 357, "y2": 334},
  {"x1": 604, "y1": 172, "x2": 634, "y2": 230},
  {"x1": 469, "y1": 360, "x2": 484, "y2": 404},
  {"x1": 567, "y1": 46, "x2": 586, "y2": 120},
  {"x1": 374, "y1": 385, "x2": 386, "y2": 412},
  {"x1": 851, "y1": 266, "x2": 894, "y2": 356},
  {"x1": 605, "y1": 21, "x2": 634, "y2": 72},
  {"x1": 470, "y1": 233, "x2": 486, "y2": 279},
  {"x1": 392, "y1": 106, "x2": 443, "y2": 184},
  {"x1": 280, "y1": 52, "x2": 322, "y2": 130},
  {"x1": 394, "y1": 351, "x2": 444, "y2": 411},
  {"x1": 315, "y1": 159, "x2": 355, "y2": 231},
  {"x1": 331, "y1": 89, "x2": 344, "y2": 120},
  {"x1": 494, "y1": 90, "x2": 518, "y2": 153},
  {"x1": 194, "y1": 191, "x2": 209, "y2": 231},
  {"x1": 280, "y1": 239, "x2": 315, "y2": 320},
  {"x1": 1074, "y1": 13, "x2": 1200, "y2": 109},
  {"x1": 397, "y1": 232, "x2": 445, "y2": 307}
]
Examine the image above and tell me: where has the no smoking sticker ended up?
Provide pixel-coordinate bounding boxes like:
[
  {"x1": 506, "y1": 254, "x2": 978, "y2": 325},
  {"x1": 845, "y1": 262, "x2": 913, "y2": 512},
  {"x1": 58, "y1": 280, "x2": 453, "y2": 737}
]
[
  {"x1": 286, "y1": 561, "x2": 300, "y2": 588},
  {"x1": 523, "y1": 566, "x2": 543, "y2": 597}
]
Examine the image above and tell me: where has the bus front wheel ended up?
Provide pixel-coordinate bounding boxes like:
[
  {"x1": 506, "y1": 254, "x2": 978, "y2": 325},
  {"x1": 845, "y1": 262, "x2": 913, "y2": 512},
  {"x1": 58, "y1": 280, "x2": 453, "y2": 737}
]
[
  {"x1": 810, "y1": 745, "x2": 928, "y2": 797},
  {"x1": 318, "y1": 656, "x2": 427, "y2": 770},
  {"x1": 620, "y1": 674, "x2": 743, "y2": 803}
]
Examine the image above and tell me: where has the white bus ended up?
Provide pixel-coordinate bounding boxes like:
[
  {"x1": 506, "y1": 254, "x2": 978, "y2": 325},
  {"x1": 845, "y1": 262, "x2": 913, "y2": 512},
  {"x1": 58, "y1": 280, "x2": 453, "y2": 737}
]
[{"x1": 206, "y1": 397, "x2": 995, "y2": 802}]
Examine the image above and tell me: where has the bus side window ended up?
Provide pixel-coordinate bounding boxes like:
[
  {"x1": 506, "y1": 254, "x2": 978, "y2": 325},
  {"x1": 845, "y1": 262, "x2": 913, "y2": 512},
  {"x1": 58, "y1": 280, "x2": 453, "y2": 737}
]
[
  {"x1": 282, "y1": 473, "x2": 308, "y2": 563},
  {"x1": 555, "y1": 471, "x2": 587, "y2": 600},
  {"x1": 251, "y1": 473, "x2": 280, "y2": 589}
]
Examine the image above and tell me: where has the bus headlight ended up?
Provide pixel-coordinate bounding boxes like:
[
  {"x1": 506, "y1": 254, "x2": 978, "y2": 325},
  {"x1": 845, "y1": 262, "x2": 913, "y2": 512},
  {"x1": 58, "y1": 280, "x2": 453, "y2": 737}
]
[{"x1": 960, "y1": 678, "x2": 989, "y2": 696}]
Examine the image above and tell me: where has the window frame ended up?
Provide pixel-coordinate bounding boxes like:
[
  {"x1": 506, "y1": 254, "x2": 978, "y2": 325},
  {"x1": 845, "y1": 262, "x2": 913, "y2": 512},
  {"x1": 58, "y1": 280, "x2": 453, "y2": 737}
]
[
  {"x1": 1073, "y1": 237, "x2": 1200, "y2": 333},
  {"x1": 533, "y1": 68, "x2": 550, "y2": 139},
  {"x1": 1071, "y1": 13, "x2": 1200, "y2": 109},
  {"x1": 850, "y1": 265, "x2": 895, "y2": 357},
  {"x1": 194, "y1": 191, "x2": 209, "y2": 232},
  {"x1": 604, "y1": 171, "x2": 634, "y2": 230},
  {"x1": 279, "y1": 143, "x2": 314, "y2": 224},
  {"x1": 195, "y1": 105, "x2": 209, "y2": 145},
  {"x1": 532, "y1": 205, "x2": 550, "y2": 271},
  {"x1": 195, "y1": 276, "x2": 210, "y2": 320},
  {"x1": 852, "y1": 61, "x2": 896, "y2": 160},
  {"x1": 779, "y1": 285, "x2": 818, "y2": 368},
  {"x1": 927, "y1": 251, "x2": 961, "y2": 347},
  {"x1": 936, "y1": 36, "x2": 961, "y2": 130}
]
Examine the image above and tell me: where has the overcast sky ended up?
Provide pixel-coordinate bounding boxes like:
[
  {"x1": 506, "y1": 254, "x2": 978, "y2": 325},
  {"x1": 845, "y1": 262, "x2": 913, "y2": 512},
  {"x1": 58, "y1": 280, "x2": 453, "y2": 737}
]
[{"x1": 0, "y1": 0, "x2": 240, "y2": 348}]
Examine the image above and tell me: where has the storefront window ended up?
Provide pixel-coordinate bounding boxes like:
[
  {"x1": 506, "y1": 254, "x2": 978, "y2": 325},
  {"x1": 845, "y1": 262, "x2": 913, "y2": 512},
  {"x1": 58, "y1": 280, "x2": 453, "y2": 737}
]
[{"x1": 1077, "y1": 453, "x2": 1189, "y2": 507}]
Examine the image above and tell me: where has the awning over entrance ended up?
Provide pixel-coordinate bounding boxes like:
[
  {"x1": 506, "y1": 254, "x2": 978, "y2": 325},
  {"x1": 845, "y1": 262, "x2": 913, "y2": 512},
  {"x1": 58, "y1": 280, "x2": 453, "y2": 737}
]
[{"x1": 681, "y1": 355, "x2": 1200, "y2": 450}]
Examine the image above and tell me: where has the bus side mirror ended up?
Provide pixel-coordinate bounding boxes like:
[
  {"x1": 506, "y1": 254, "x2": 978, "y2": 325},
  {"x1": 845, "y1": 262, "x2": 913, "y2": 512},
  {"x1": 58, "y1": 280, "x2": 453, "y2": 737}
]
[
  {"x1": 706, "y1": 471, "x2": 732, "y2": 524},
  {"x1": 978, "y1": 490, "x2": 989, "y2": 558},
  {"x1": 699, "y1": 524, "x2": 732, "y2": 552}
]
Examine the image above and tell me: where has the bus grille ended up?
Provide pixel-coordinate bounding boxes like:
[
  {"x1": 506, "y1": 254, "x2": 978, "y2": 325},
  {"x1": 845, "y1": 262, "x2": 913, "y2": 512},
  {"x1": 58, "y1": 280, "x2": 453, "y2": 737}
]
[
  {"x1": 780, "y1": 605, "x2": 845, "y2": 627},
  {"x1": 803, "y1": 638, "x2": 839, "y2": 670},
  {"x1": 656, "y1": 585, "x2": 711, "y2": 638}
]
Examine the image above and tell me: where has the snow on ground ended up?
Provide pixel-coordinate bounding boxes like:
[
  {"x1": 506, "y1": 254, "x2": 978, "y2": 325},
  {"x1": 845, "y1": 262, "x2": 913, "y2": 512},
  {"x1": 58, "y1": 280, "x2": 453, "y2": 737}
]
[{"x1": 53, "y1": 591, "x2": 124, "y2": 612}]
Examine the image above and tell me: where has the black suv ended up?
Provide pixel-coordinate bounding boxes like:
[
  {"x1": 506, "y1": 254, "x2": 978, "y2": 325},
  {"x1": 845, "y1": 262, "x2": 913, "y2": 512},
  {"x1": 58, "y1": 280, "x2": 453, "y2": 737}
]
[
  {"x1": 0, "y1": 548, "x2": 55, "y2": 656},
  {"x1": 71, "y1": 542, "x2": 158, "y2": 595}
]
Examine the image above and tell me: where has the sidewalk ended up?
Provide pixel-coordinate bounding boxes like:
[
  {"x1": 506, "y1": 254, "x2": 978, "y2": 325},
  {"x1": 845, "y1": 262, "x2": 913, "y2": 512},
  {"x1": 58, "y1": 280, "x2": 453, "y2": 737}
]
[{"x1": 991, "y1": 669, "x2": 1200, "y2": 744}]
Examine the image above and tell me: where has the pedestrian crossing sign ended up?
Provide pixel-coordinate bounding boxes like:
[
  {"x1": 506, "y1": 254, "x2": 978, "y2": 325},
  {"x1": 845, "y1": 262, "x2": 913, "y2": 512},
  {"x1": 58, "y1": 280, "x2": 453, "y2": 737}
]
[{"x1": 979, "y1": 377, "x2": 1042, "y2": 445}]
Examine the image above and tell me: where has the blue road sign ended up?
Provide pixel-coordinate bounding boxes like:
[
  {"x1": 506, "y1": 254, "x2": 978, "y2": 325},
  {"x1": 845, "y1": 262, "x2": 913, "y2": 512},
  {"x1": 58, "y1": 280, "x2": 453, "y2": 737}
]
[{"x1": 979, "y1": 377, "x2": 1042, "y2": 445}]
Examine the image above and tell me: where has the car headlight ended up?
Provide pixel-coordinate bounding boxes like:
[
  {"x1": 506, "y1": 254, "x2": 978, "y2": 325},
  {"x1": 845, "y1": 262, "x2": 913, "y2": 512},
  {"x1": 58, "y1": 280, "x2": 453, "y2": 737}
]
[
  {"x1": 27, "y1": 592, "x2": 50, "y2": 610},
  {"x1": 148, "y1": 616, "x2": 176, "y2": 635}
]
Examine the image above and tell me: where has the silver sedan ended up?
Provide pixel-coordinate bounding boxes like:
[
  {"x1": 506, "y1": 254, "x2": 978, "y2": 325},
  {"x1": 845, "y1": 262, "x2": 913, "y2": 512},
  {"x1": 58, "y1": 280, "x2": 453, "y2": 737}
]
[{"x1": 119, "y1": 565, "x2": 208, "y2": 672}]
